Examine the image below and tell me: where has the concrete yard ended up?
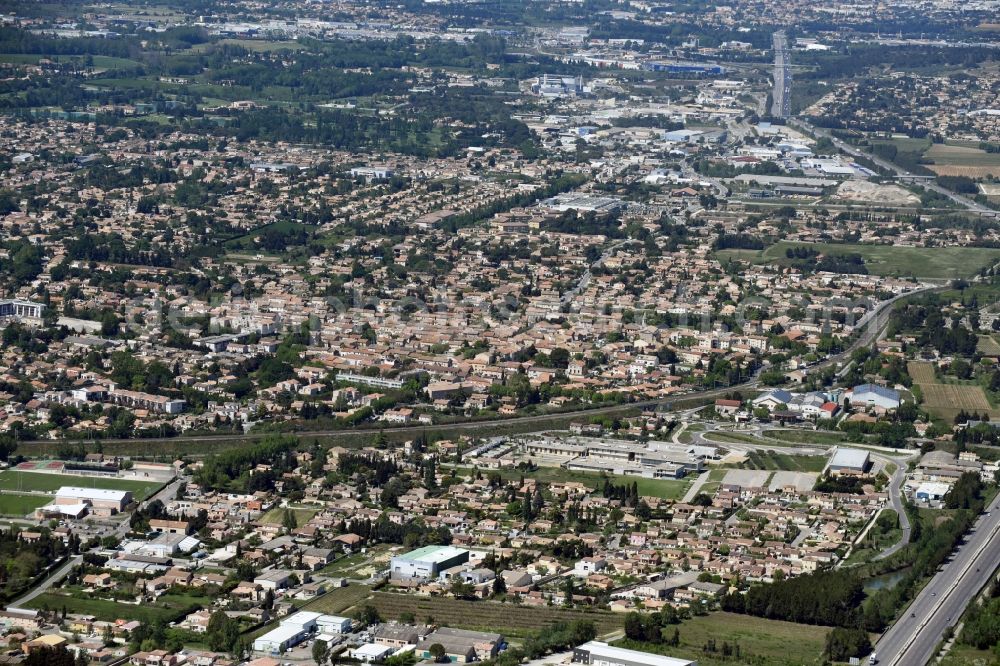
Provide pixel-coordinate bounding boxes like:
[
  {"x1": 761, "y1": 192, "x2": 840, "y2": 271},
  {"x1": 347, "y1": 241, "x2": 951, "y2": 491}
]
[
  {"x1": 722, "y1": 469, "x2": 771, "y2": 487},
  {"x1": 768, "y1": 471, "x2": 818, "y2": 491}
]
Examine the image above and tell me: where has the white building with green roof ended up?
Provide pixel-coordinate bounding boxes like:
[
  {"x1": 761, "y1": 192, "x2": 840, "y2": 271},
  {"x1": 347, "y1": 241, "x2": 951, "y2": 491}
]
[{"x1": 390, "y1": 545, "x2": 469, "y2": 582}]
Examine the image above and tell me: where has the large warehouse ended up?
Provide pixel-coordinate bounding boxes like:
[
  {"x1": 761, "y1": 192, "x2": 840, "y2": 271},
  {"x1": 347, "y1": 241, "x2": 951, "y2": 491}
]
[
  {"x1": 573, "y1": 641, "x2": 696, "y2": 666},
  {"x1": 53, "y1": 486, "x2": 133, "y2": 515},
  {"x1": 390, "y1": 545, "x2": 469, "y2": 583},
  {"x1": 828, "y1": 448, "x2": 871, "y2": 476}
]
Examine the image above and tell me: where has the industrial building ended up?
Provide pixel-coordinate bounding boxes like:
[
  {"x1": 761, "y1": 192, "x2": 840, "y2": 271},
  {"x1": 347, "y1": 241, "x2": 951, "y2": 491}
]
[
  {"x1": 827, "y1": 448, "x2": 871, "y2": 476},
  {"x1": 533, "y1": 74, "x2": 584, "y2": 98},
  {"x1": 416, "y1": 627, "x2": 504, "y2": 663},
  {"x1": 525, "y1": 437, "x2": 705, "y2": 479},
  {"x1": 351, "y1": 643, "x2": 395, "y2": 663},
  {"x1": 0, "y1": 298, "x2": 45, "y2": 320},
  {"x1": 849, "y1": 384, "x2": 901, "y2": 411},
  {"x1": 915, "y1": 482, "x2": 951, "y2": 503},
  {"x1": 252, "y1": 611, "x2": 350, "y2": 655},
  {"x1": 390, "y1": 545, "x2": 469, "y2": 583},
  {"x1": 573, "y1": 641, "x2": 696, "y2": 666}
]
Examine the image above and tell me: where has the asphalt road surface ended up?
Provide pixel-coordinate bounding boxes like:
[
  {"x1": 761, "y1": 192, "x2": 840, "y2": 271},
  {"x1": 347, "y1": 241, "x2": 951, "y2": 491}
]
[
  {"x1": 874, "y1": 493, "x2": 1000, "y2": 665},
  {"x1": 873, "y1": 460, "x2": 912, "y2": 561},
  {"x1": 771, "y1": 31, "x2": 790, "y2": 118}
]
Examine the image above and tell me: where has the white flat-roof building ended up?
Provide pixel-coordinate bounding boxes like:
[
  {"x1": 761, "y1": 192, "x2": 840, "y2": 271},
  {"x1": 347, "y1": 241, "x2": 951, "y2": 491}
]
[
  {"x1": 828, "y1": 448, "x2": 871, "y2": 476},
  {"x1": 573, "y1": 641, "x2": 696, "y2": 666},
  {"x1": 54, "y1": 486, "x2": 132, "y2": 514},
  {"x1": 915, "y1": 481, "x2": 951, "y2": 502},
  {"x1": 252, "y1": 611, "x2": 323, "y2": 655},
  {"x1": 390, "y1": 545, "x2": 470, "y2": 582},
  {"x1": 352, "y1": 643, "x2": 395, "y2": 663},
  {"x1": 316, "y1": 614, "x2": 352, "y2": 633}
]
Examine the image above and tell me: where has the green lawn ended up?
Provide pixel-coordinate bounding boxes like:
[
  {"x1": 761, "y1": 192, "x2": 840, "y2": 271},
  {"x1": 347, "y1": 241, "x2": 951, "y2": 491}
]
[
  {"x1": 614, "y1": 612, "x2": 835, "y2": 666},
  {"x1": 698, "y1": 468, "x2": 729, "y2": 497},
  {"x1": 704, "y1": 431, "x2": 775, "y2": 446},
  {"x1": 765, "y1": 429, "x2": 847, "y2": 445},
  {"x1": 762, "y1": 242, "x2": 1000, "y2": 279},
  {"x1": 299, "y1": 584, "x2": 373, "y2": 616},
  {"x1": 718, "y1": 242, "x2": 1000, "y2": 279},
  {"x1": 26, "y1": 592, "x2": 201, "y2": 623},
  {"x1": 938, "y1": 645, "x2": 1000, "y2": 665},
  {"x1": 0, "y1": 54, "x2": 142, "y2": 69},
  {"x1": 0, "y1": 471, "x2": 161, "y2": 499},
  {"x1": 741, "y1": 451, "x2": 828, "y2": 473},
  {"x1": 0, "y1": 494, "x2": 52, "y2": 516},
  {"x1": 259, "y1": 507, "x2": 318, "y2": 526}
]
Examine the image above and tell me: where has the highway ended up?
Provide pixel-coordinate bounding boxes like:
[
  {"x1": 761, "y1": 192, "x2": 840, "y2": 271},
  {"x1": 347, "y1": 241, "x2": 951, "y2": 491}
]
[
  {"x1": 771, "y1": 31, "x2": 790, "y2": 118},
  {"x1": 874, "y1": 493, "x2": 1000, "y2": 665},
  {"x1": 790, "y1": 118, "x2": 997, "y2": 216}
]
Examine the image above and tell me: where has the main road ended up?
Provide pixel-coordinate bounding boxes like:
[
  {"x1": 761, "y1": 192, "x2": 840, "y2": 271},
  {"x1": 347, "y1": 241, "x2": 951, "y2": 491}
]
[
  {"x1": 874, "y1": 493, "x2": 1000, "y2": 665},
  {"x1": 771, "y1": 31, "x2": 791, "y2": 118}
]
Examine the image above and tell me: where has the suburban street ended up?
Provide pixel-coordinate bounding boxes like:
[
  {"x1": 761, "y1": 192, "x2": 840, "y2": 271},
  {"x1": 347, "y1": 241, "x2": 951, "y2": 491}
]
[
  {"x1": 875, "y1": 493, "x2": 1000, "y2": 665},
  {"x1": 6, "y1": 554, "x2": 83, "y2": 610},
  {"x1": 874, "y1": 461, "x2": 912, "y2": 561}
]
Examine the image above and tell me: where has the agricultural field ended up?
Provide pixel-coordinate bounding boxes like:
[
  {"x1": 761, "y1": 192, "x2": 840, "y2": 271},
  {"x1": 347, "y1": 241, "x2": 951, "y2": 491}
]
[
  {"x1": 908, "y1": 362, "x2": 938, "y2": 385},
  {"x1": 0, "y1": 54, "x2": 142, "y2": 70},
  {"x1": 299, "y1": 584, "x2": 373, "y2": 616},
  {"x1": 908, "y1": 361, "x2": 996, "y2": 422},
  {"x1": 0, "y1": 494, "x2": 52, "y2": 516},
  {"x1": 189, "y1": 38, "x2": 306, "y2": 53},
  {"x1": 925, "y1": 143, "x2": 1000, "y2": 178},
  {"x1": 614, "y1": 612, "x2": 836, "y2": 666},
  {"x1": 0, "y1": 471, "x2": 162, "y2": 499},
  {"x1": 368, "y1": 591, "x2": 623, "y2": 638},
  {"x1": 26, "y1": 592, "x2": 201, "y2": 624},
  {"x1": 978, "y1": 335, "x2": 1000, "y2": 356}
]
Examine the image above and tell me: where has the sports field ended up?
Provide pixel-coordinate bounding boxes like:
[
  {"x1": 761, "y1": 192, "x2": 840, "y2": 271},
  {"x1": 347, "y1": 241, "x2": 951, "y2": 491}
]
[
  {"x1": 463, "y1": 465, "x2": 690, "y2": 500},
  {"x1": 908, "y1": 361, "x2": 995, "y2": 422},
  {"x1": 0, "y1": 471, "x2": 161, "y2": 499},
  {"x1": 0, "y1": 494, "x2": 52, "y2": 516}
]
